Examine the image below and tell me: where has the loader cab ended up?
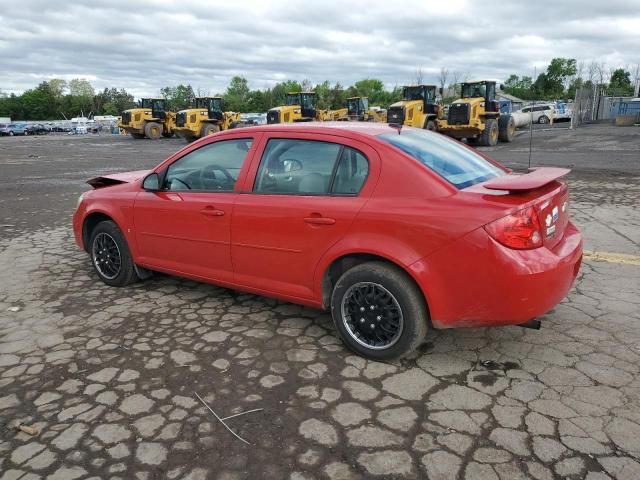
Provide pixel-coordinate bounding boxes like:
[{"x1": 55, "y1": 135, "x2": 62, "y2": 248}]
[
  {"x1": 461, "y1": 81, "x2": 498, "y2": 112},
  {"x1": 196, "y1": 97, "x2": 223, "y2": 121},
  {"x1": 347, "y1": 97, "x2": 369, "y2": 120},
  {"x1": 141, "y1": 98, "x2": 168, "y2": 120},
  {"x1": 402, "y1": 85, "x2": 438, "y2": 114},
  {"x1": 286, "y1": 92, "x2": 317, "y2": 119}
]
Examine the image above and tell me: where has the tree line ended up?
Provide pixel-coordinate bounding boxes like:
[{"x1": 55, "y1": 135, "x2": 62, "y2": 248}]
[
  {"x1": 0, "y1": 77, "x2": 404, "y2": 121},
  {"x1": 1, "y1": 60, "x2": 637, "y2": 121},
  {"x1": 501, "y1": 58, "x2": 638, "y2": 101}
]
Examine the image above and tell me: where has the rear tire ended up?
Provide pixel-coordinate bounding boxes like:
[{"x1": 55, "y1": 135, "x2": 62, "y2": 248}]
[
  {"x1": 89, "y1": 220, "x2": 138, "y2": 287},
  {"x1": 498, "y1": 114, "x2": 516, "y2": 142},
  {"x1": 331, "y1": 261, "x2": 428, "y2": 360},
  {"x1": 538, "y1": 115, "x2": 550, "y2": 124},
  {"x1": 144, "y1": 122, "x2": 162, "y2": 140},
  {"x1": 201, "y1": 124, "x2": 221, "y2": 137},
  {"x1": 479, "y1": 119, "x2": 499, "y2": 146},
  {"x1": 425, "y1": 119, "x2": 437, "y2": 131}
]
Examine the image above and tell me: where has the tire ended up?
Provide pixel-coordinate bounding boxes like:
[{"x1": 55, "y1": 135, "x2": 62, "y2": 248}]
[
  {"x1": 89, "y1": 220, "x2": 138, "y2": 287},
  {"x1": 538, "y1": 115, "x2": 550, "y2": 124},
  {"x1": 498, "y1": 114, "x2": 516, "y2": 143},
  {"x1": 9, "y1": 131, "x2": 14, "y2": 136},
  {"x1": 130, "y1": 132, "x2": 145, "y2": 139},
  {"x1": 478, "y1": 119, "x2": 498, "y2": 146},
  {"x1": 425, "y1": 119, "x2": 437, "y2": 131},
  {"x1": 331, "y1": 261, "x2": 429, "y2": 360},
  {"x1": 144, "y1": 122, "x2": 162, "y2": 140},
  {"x1": 229, "y1": 121, "x2": 241, "y2": 129},
  {"x1": 201, "y1": 124, "x2": 221, "y2": 137}
]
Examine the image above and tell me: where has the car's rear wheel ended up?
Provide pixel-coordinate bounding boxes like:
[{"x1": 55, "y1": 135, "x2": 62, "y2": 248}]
[
  {"x1": 331, "y1": 261, "x2": 428, "y2": 360},
  {"x1": 538, "y1": 115, "x2": 550, "y2": 124},
  {"x1": 89, "y1": 220, "x2": 138, "y2": 287}
]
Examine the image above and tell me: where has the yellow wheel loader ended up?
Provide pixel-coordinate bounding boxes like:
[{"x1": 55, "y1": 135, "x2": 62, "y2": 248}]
[
  {"x1": 437, "y1": 81, "x2": 515, "y2": 146},
  {"x1": 387, "y1": 85, "x2": 440, "y2": 131},
  {"x1": 266, "y1": 92, "x2": 349, "y2": 124},
  {"x1": 347, "y1": 97, "x2": 387, "y2": 122},
  {"x1": 173, "y1": 97, "x2": 241, "y2": 143},
  {"x1": 118, "y1": 98, "x2": 175, "y2": 140}
]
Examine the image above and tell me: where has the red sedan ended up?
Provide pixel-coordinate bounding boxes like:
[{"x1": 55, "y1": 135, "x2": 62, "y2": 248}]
[{"x1": 73, "y1": 123, "x2": 582, "y2": 359}]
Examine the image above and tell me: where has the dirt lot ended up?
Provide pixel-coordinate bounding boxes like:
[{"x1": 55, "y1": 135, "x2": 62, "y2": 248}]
[{"x1": 1, "y1": 125, "x2": 639, "y2": 480}]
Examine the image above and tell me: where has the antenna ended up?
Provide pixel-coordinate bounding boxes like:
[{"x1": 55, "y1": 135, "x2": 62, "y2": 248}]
[{"x1": 528, "y1": 67, "x2": 536, "y2": 169}]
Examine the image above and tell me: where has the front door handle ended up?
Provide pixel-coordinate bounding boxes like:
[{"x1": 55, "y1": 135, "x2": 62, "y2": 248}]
[
  {"x1": 201, "y1": 207, "x2": 225, "y2": 217},
  {"x1": 304, "y1": 216, "x2": 335, "y2": 225}
]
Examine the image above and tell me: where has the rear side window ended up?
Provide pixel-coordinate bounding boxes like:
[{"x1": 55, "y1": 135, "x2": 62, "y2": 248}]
[
  {"x1": 253, "y1": 139, "x2": 369, "y2": 195},
  {"x1": 379, "y1": 129, "x2": 504, "y2": 189}
]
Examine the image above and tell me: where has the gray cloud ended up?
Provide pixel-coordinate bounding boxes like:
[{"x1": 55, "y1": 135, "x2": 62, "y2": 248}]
[{"x1": 0, "y1": 0, "x2": 638, "y2": 97}]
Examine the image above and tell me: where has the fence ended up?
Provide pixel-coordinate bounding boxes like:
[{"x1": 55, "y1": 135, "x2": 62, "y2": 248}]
[{"x1": 572, "y1": 86, "x2": 639, "y2": 127}]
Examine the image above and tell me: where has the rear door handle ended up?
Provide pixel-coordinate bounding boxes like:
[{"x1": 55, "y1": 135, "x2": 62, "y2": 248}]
[
  {"x1": 304, "y1": 216, "x2": 335, "y2": 225},
  {"x1": 201, "y1": 207, "x2": 225, "y2": 217}
]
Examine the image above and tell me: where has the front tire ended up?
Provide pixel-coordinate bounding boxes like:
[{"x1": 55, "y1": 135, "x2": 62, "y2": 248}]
[
  {"x1": 89, "y1": 220, "x2": 138, "y2": 287},
  {"x1": 331, "y1": 262, "x2": 428, "y2": 360},
  {"x1": 538, "y1": 115, "x2": 550, "y2": 124},
  {"x1": 144, "y1": 122, "x2": 162, "y2": 140},
  {"x1": 201, "y1": 124, "x2": 221, "y2": 137},
  {"x1": 425, "y1": 119, "x2": 437, "y2": 131},
  {"x1": 479, "y1": 119, "x2": 499, "y2": 146}
]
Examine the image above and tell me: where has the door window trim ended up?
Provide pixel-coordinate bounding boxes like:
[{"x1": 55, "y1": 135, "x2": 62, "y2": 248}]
[{"x1": 250, "y1": 137, "x2": 370, "y2": 197}]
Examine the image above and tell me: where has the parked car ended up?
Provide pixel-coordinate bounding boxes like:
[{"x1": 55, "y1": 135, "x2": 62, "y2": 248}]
[
  {"x1": 517, "y1": 104, "x2": 556, "y2": 124},
  {"x1": 0, "y1": 123, "x2": 10, "y2": 136},
  {"x1": 4, "y1": 123, "x2": 28, "y2": 136},
  {"x1": 73, "y1": 123, "x2": 582, "y2": 359},
  {"x1": 25, "y1": 123, "x2": 50, "y2": 135}
]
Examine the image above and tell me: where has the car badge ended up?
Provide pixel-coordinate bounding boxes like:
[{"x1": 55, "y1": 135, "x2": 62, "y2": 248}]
[
  {"x1": 545, "y1": 214, "x2": 553, "y2": 227},
  {"x1": 552, "y1": 206, "x2": 559, "y2": 222},
  {"x1": 546, "y1": 224, "x2": 556, "y2": 237}
]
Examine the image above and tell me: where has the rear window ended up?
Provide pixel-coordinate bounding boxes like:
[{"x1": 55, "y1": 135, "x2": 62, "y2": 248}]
[{"x1": 379, "y1": 129, "x2": 505, "y2": 189}]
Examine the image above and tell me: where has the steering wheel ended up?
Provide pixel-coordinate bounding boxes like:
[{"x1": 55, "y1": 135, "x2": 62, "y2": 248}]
[
  {"x1": 199, "y1": 164, "x2": 234, "y2": 189},
  {"x1": 171, "y1": 177, "x2": 192, "y2": 190}
]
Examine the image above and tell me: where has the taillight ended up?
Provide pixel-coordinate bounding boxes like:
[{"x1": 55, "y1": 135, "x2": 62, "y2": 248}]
[{"x1": 484, "y1": 206, "x2": 543, "y2": 250}]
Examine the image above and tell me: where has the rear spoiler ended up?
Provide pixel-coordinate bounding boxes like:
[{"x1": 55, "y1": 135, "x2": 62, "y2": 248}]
[{"x1": 484, "y1": 167, "x2": 570, "y2": 191}]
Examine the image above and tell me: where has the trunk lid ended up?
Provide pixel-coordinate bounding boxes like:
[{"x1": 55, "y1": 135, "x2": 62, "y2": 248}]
[{"x1": 467, "y1": 167, "x2": 571, "y2": 249}]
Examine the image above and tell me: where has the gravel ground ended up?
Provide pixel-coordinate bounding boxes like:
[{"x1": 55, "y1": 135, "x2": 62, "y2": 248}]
[{"x1": 0, "y1": 125, "x2": 639, "y2": 480}]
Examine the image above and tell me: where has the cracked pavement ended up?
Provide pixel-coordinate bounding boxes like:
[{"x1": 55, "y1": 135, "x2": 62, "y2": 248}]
[{"x1": 1, "y1": 125, "x2": 639, "y2": 479}]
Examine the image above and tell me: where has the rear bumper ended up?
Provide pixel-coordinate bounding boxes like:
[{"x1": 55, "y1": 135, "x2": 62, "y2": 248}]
[{"x1": 409, "y1": 221, "x2": 583, "y2": 328}]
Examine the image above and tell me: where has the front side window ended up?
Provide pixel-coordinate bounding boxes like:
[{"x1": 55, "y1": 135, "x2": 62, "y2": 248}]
[
  {"x1": 253, "y1": 139, "x2": 369, "y2": 195},
  {"x1": 379, "y1": 129, "x2": 504, "y2": 189},
  {"x1": 164, "y1": 139, "x2": 253, "y2": 192}
]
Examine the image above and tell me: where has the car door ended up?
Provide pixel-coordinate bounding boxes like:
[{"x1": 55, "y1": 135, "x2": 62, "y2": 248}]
[
  {"x1": 134, "y1": 136, "x2": 257, "y2": 282},
  {"x1": 231, "y1": 133, "x2": 379, "y2": 300}
]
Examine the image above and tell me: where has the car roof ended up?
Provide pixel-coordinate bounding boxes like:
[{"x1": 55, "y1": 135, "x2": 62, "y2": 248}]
[{"x1": 219, "y1": 121, "x2": 400, "y2": 141}]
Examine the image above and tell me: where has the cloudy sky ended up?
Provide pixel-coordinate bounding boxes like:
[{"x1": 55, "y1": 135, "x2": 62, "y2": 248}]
[{"x1": 1, "y1": 0, "x2": 639, "y2": 97}]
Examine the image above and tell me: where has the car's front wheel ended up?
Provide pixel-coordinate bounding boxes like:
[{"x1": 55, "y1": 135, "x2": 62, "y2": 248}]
[
  {"x1": 89, "y1": 220, "x2": 138, "y2": 287},
  {"x1": 331, "y1": 261, "x2": 429, "y2": 360}
]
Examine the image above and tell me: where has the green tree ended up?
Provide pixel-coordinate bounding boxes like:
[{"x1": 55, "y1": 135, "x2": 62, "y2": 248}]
[
  {"x1": 68, "y1": 78, "x2": 95, "y2": 114},
  {"x1": 224, "y1": 76, "x2": 251, "y2": 112},
  {"x1": 160, "y1": 84, "x2": 195, "y2": 111},
  {"x1": 608, "y1": 68, "x2": 633, "y2": 95}
]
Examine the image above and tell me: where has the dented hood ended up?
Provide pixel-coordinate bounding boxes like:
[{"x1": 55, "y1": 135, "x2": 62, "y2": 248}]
[{"x1": 87, "y1": 170, "x2": 150, "y2": 189}]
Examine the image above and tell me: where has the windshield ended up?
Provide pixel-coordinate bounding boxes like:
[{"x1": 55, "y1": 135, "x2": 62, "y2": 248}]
[
  {"x1": 403, "y1": 86, "x2": 435, "y2": 102},
  {"x1": 378, "y1": 129, "x2": 504, "y2": 189},
  {"x1": 152, "y1": 100, "x2": 164, "y2": 112},
  {"x1": 285, "y1": 94, "x2": 300, "y2": 106},
  {"x1": 141, "y1": 99, "x2": 153, "y2": 108},
  {"x1": 462, "y1": 83, "x2": 486, "y2": 98}
]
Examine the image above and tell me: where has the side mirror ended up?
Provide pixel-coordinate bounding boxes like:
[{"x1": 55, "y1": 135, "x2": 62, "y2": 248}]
[{"x1": 142, "y1": 173, "x2": 161, "y2": 191}]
